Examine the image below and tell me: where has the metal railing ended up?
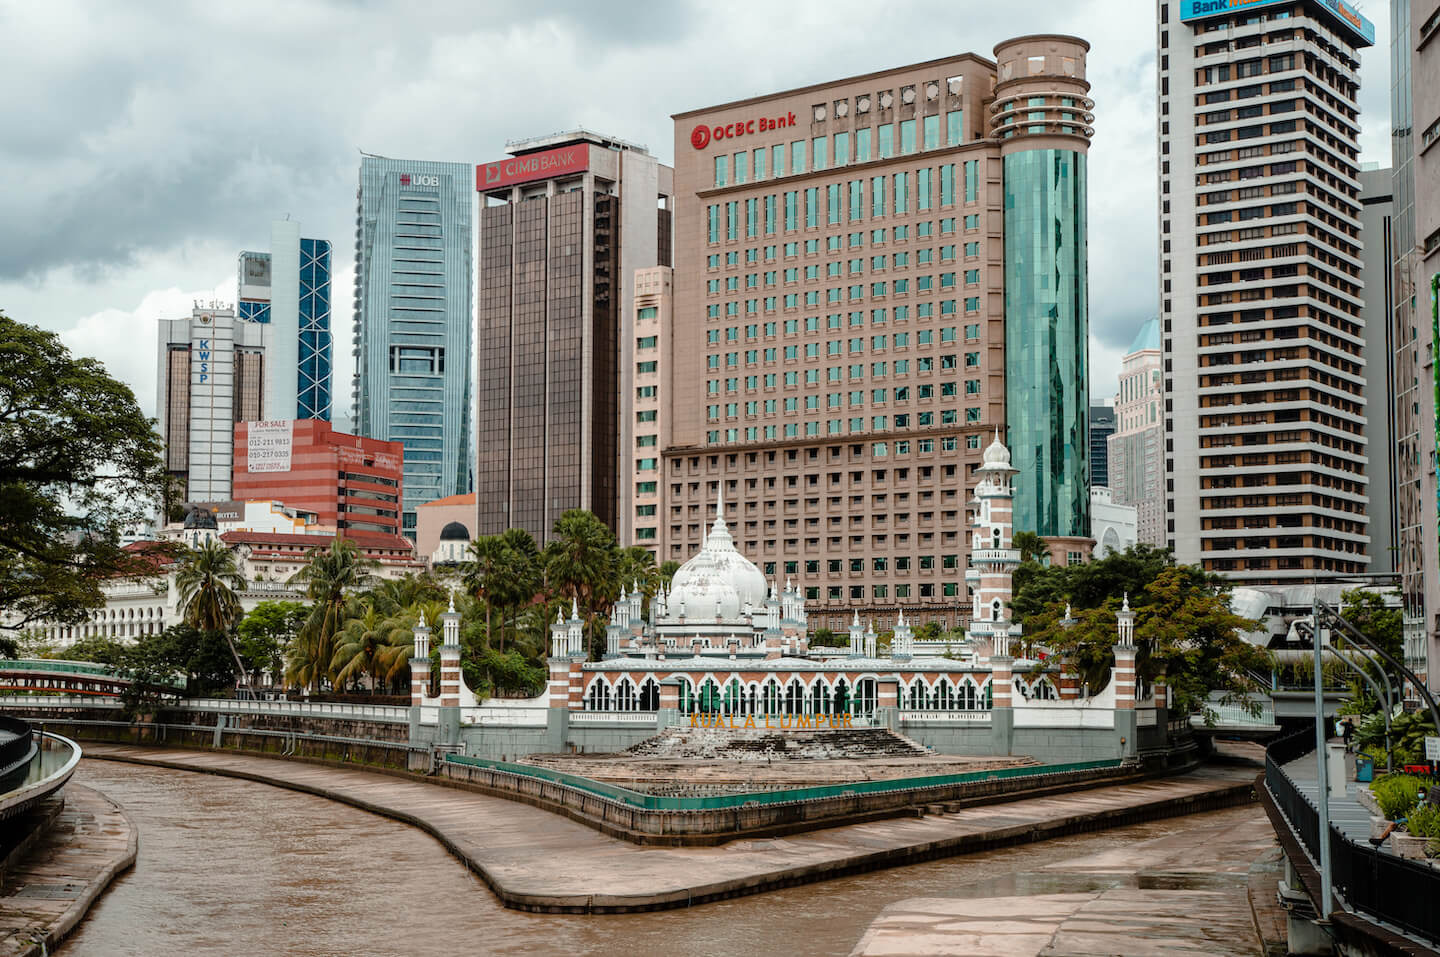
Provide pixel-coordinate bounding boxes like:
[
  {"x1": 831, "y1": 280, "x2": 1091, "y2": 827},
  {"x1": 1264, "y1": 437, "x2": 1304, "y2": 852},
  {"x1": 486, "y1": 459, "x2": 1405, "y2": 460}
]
[
  {"x1": 445, "y1": 752, "x2": 1121, "y2": 812},
  {"x1": 0, "y1": 694, "x2": 408, "y2": 722},
  {"x1": 180, "y1": 698, "x2": 410, "y2": 722},
  {"x1": 0, "y1": 715, "x2": 34, "y2": 773},
  {"x1": 1265, "y1": 729, "x2": 1440, "y2": 944},
  {"x1": 0, "y1": 659, "x2": 187, "y2": 688}
]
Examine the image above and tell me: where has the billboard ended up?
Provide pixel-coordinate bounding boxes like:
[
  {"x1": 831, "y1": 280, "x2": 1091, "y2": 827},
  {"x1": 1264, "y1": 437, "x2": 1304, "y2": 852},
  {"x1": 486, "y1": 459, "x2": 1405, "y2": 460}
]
[
  {"x1": 476, "y1": 143, "x2": 589, "y2": 192},
  {"x1": 1178, "y1": 0, "x2": 1374, "y2": 46},
  {"x1": 247, "y1": 420, "x2": 294, "y2": 473}
]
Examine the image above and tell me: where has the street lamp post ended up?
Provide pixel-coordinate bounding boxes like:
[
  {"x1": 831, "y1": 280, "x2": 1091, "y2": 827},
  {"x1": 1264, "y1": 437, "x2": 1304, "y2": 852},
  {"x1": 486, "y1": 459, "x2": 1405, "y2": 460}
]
[{"x1": 1310, "y1": 592, "x2": 1333, "y2": 920}]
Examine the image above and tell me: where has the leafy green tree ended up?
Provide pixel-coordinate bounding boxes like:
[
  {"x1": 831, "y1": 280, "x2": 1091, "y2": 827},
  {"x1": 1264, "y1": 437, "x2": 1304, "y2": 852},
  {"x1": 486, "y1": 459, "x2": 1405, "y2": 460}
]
[
  {"x1": 813, "y1": 627, "x2": 838, "y2": 647},
  {"x1": 915, "y1": 621, "x2": 944, "y2": 643},
  {"x1": 174, "y1": 539, "x2": 250, "y2": 690},
  {"x1": 1012, "y1": 543, "x2": 1174, "y2": 623},
  {"x1": 1339, "y1": 589, "x2": 1403, "y2": 658},
  {"x1": 285, "y1": 539, "x2": 377, "y2": 692},
  {"x1": 0, "y1": 313, "x2": 167, "y2": 633},
  {"x1": 1028, "y1": 565, "x2": 1266, "y2": 720},
  {"x1": 47, "y1": 634, "x2": 128, "y2": 667},
  {"x1": 1012, "y1": 531, "x2": 1048, "y2": 565},
  {"x1": 236, "y1": 600, "x2": 307, "y2": 686}
]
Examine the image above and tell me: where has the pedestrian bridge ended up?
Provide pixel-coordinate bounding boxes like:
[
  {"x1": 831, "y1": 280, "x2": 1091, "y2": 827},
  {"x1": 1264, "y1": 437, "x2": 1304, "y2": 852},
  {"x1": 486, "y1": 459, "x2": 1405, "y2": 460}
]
[
  {"x1": 1189, "y1": 697, "x2": 1281, "y2": 738},
  {"x1": 0, "y1": 659, "x2": 185, "y2": 697}
]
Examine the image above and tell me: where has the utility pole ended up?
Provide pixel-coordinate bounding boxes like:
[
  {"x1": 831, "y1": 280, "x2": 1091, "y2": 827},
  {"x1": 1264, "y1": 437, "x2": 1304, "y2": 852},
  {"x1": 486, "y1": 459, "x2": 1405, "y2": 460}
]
[{"x1": 1311, "y1": 589, "x2": 1333, "y2": 920}]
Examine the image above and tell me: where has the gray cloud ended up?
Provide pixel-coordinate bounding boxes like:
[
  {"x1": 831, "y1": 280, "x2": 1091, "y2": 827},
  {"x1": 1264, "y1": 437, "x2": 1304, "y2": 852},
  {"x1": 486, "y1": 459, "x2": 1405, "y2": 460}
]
[{"x1": 0, "y1": 0, "x2": 1395, "y2": 410}]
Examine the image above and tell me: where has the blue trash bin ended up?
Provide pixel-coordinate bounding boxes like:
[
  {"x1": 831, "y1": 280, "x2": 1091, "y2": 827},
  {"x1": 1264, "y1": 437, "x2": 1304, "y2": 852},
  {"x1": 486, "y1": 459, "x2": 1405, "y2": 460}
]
[{"x1": 1355, "y1": 755, "x2": 1375, "y2": 783}]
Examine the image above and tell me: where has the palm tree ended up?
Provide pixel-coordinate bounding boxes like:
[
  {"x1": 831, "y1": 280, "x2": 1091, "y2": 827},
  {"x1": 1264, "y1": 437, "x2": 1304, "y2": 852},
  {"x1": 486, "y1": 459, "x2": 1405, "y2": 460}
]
[
  {"x1": 285, "y1": 538, "x2": 377, "y2": 692},
  {"x1": 495, "y1": 528, "x2": 541, "y2": 652},
  {"x1": 544, "y1": 510, "x2": 617, "y2": 608},
  {"x1": 174, "y1": 539, "x2": 250, "y2": 692},
  {"x1": 544, "y1": 510, "x2": 618, "y2": 654},
  {"x1": 462, "y1": 535, "x2": 507, "y2": 649},
  {"x1": 1013, "y1": 531, "x2": 1048, "y2": 564},
  {"x1": 330, "y1": 599, "x2": 411, "y2": 692}
]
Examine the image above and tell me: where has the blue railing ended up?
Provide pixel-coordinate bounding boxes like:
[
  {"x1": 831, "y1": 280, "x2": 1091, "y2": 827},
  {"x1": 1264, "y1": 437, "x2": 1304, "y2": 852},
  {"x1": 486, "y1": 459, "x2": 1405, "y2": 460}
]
[{"x1": 445, "y1": 753, "x2": 1122, "y2": 812}]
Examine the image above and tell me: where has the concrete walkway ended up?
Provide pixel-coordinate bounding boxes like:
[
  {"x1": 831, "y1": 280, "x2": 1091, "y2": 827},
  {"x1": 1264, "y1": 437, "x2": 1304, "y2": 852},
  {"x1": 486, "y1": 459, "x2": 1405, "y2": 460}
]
[
  {"x1": 0, "y1": 784, "x2": 137, "y2": 957},
  {"x1": 82, "y1": 744, "x2": 1259, "y2": 913},
  {"x1": 1281, "y1": 751, "x2": 1375, "y2": 847},
  {"x1": 850, "y1": 804, "x2": 1279, "y2": 956}
]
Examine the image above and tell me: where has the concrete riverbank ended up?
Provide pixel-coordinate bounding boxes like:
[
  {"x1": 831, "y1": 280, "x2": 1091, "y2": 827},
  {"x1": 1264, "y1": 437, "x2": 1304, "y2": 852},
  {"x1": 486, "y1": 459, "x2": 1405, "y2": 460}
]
[
  {"x1": 0, "y1": 785, "x2": 136, "y2": 957},
  {"x1": 82, "y1": 743, "x2": 1260, "y2": 913}
]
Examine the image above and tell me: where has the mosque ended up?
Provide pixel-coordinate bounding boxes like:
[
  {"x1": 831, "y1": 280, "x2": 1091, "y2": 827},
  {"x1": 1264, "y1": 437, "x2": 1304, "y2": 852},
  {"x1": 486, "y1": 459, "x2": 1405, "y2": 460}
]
[{"x1": 545, "y1": 434, "x2": 1066, "y2": 720}]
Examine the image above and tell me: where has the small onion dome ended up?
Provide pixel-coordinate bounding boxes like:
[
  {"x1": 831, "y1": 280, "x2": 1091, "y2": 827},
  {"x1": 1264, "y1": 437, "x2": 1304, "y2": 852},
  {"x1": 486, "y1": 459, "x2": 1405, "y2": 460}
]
[
  {"x1": 439, "y1": 521, "x2": 470, "y2": 542},
  {"x1": 183, "y1": 508, "x2": 218, "y2": 530}
]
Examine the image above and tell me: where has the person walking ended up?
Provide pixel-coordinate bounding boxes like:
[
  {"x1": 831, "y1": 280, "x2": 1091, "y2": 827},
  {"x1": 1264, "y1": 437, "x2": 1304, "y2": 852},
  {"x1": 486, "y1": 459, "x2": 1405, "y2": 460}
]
[{"x1": 1341, "y1": 717, "x2": 1356, "y2": 753}]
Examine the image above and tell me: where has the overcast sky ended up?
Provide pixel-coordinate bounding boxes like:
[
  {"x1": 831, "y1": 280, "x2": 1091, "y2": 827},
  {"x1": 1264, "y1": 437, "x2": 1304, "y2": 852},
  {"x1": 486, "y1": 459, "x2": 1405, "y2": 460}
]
[{"x1": 0, "y1": 0, "x2": 1393, "y2": 425}]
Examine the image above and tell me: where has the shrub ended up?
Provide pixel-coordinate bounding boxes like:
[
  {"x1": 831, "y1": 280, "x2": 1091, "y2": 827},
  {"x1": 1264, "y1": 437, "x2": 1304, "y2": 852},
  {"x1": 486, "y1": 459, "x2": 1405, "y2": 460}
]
[
  {"x1": 1371, "y1": 773, "x2": 1436, "y2": 820},
  {"x1": 1407, "y1": 803, "x2": 1440, "y2": 839}
]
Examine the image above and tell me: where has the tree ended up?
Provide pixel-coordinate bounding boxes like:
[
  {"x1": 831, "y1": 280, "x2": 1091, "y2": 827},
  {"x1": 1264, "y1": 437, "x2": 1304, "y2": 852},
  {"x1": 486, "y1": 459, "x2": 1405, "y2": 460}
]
[
  {"x1": 494, "y1": 528, "x2": 542, "y2": 652},
  {"x1": 1028, "y1": 565, "x2": 1267, "y2": 721},
  {"x1": 285, "y1": 538, "x2": 377, "y2": 692},
  {"x1": 236, "y1": 600, "x2": 307, "y2": 687},
  {"x1": 47, "y1": 634, "x2": 128, "y2": 667},
  {"x1": 174, "y1": 539, "x2": 250, "y2": 690},
  {"x1": 1012, "y1": 531, "x2": 1048, "y2": 565},
  {"x1": 660, "y1": 560, "x2": 681, "y2": 587},
  {"x1": 543, "y1": 509, "x2": 618, "y2": 622},
  {"x1": 463, "y1": 536, "x2": 508, "y2": 650},
  {"x1": 1012, "y1": 543, "x2": 1174, "y2": 623},
  {"x1": 330, "y1": 600, "x2": 411, "y2": 692},
  {"x1": 0, "y1": 313, "x2": 167, "y2": 632}
]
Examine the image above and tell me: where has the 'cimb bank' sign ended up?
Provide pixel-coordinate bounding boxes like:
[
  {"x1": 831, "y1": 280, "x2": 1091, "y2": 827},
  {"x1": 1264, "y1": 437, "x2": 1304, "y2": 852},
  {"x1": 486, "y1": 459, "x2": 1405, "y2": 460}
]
[{"x1": 476, "y1": 143, "x2": 590, "y2": 191}]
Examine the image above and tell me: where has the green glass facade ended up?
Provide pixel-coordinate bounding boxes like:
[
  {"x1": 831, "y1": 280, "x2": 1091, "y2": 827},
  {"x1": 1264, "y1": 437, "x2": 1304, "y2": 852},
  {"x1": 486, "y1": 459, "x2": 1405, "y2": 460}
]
[{"x1": 1002, "y1": 149, "x2": 1089, "y2": 538}]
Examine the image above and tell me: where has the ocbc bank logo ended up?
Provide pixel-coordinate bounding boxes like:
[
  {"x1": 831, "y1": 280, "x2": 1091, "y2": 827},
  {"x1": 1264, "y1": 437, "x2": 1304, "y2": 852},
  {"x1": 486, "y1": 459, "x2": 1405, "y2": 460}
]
[{"x1": 690, "y1": 125, "x2": 710, "y2": 150}]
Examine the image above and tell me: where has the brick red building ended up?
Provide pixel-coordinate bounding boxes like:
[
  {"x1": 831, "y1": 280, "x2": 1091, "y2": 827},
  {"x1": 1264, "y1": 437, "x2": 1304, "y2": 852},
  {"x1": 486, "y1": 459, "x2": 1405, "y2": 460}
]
[{"x1": 232, "y1": 419, "x2": 404, "y2": 538}]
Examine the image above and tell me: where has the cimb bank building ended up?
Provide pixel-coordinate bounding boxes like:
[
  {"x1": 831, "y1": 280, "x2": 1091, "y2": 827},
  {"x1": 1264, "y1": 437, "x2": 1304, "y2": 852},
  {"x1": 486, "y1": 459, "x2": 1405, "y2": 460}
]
[{"x1": 659, "y1": 38, "x2": 1097, "y2": 632}]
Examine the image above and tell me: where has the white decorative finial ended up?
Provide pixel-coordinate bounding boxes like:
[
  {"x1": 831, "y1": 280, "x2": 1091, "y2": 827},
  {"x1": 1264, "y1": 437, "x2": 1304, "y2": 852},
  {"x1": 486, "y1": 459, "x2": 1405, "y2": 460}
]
[
  {"x1": 571, "y1": 597, "x2": 579, "y2": 619},
  {"x1": 715, "y1": 485, "x2": 725, "y2": 524},
  {"x1": 1122, "y1": 592, "x2": 1130, "y2": 613},
  {"x1": 852, "y1": 609, "x2": 861, "y2": 627},
  {"x1": 1065, "y1": 602, "x2": 1072, "y2": 620},
  {"x1": 447, "y1": 587, "x2": 456, "y2": 613}
]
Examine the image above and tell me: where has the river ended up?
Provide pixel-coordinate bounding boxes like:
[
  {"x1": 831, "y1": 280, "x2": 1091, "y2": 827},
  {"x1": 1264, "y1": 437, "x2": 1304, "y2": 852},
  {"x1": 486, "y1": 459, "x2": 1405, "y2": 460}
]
[{"x1": 61, "y1": 759, "x2": 1272, "y2": 956}]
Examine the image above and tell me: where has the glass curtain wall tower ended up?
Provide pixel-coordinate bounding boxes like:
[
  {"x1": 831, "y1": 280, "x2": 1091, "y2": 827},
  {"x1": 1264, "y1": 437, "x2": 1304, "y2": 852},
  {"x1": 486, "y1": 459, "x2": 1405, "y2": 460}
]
[
  {"x1": 996, "y1": 36, "x2": 1094, "y2": 552},
  {"x1": 237, "y1": 221, "x2": 333, "y2": 422},
  {"x1": 354, "y1": 156, "x2": 474, "y2": 538}
]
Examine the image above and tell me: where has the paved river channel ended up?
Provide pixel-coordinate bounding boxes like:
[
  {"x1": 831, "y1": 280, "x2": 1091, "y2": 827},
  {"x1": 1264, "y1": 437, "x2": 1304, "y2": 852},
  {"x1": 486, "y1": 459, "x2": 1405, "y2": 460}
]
[{"x1": 60, "y1": 759, "x2": 1277, "y2": 956}]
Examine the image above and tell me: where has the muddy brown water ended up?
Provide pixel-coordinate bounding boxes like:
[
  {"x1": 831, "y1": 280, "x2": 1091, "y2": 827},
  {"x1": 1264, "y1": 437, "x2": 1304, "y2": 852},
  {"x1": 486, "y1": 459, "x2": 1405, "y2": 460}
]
[{"x1": 59, "y1": 759, "x2": 1269, "y2": 957}]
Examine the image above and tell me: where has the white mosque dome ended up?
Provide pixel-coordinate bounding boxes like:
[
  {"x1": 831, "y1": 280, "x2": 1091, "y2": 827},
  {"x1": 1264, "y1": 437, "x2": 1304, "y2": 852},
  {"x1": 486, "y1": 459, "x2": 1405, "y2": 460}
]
[
  {"x1": 982, "y1": 432, "x2": 1012, "y2": 467},
  {"x1": 666, "y1": 494, "x2": 769, "y2": 620}
]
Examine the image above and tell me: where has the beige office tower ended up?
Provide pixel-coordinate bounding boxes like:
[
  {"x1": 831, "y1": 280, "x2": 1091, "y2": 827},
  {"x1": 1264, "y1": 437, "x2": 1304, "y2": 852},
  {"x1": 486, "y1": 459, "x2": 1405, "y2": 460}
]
[
  {"x1": 1109, "y1": 318, "x2": 1165, "y2": 546},
  {"x1": 627, "y1": 267, "x2": 673, "y2": 553},
  {"x1": 666, "y1": 40, "x2": 1095, "y2": 632},
  {"x1": 1158, "y1": 0, "x2": 1375, "y2": 581},
  {"x1": 1391, "y1": 0, "x2": 1440, "y2": 684}
]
